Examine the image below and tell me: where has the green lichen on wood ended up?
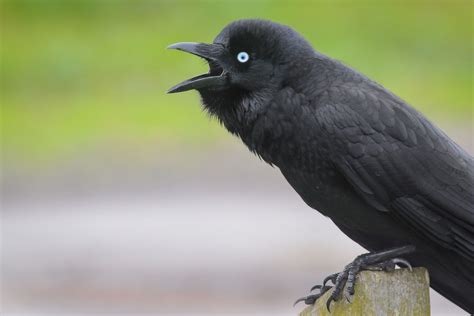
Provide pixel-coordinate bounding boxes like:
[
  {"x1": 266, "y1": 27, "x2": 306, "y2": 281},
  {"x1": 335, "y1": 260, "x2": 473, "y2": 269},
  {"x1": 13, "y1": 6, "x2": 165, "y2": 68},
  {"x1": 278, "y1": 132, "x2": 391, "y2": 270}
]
[{"x1": 300, "y1": 267, "x2": 430, "y2": 316}]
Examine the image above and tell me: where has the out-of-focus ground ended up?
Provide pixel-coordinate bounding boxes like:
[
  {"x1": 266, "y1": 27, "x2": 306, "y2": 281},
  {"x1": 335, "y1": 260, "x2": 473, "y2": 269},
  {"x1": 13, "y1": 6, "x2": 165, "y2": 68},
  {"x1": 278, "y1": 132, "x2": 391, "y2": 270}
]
[
  {"x1": 2, "y1": 127, "x2": 472, "y2": 315},
  {"x1": 1, "y1": 1, "x2": 473, "y2": 315}
]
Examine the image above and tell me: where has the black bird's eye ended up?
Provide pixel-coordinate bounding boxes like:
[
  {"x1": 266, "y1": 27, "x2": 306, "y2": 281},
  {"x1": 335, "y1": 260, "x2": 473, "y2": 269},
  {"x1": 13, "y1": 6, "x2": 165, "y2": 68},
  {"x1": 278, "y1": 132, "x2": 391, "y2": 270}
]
[{"x1": 236, "y1": 52, "x2": 250, "y2": 63}]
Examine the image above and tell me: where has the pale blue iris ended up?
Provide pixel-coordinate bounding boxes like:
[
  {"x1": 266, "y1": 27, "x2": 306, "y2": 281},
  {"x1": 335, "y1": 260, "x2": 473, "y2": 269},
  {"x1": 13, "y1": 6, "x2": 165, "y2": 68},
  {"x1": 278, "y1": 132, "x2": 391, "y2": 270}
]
[{"x1": 237, "y1": 52, "x2": 249, "y2": 63}]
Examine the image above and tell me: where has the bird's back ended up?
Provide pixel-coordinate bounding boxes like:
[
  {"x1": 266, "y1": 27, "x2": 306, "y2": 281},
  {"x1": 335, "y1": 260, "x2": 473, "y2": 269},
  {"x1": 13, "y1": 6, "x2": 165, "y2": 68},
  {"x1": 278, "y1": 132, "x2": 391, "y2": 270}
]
[{"x1": 272, "y1": 54, "x2": 474, "y2": 311}]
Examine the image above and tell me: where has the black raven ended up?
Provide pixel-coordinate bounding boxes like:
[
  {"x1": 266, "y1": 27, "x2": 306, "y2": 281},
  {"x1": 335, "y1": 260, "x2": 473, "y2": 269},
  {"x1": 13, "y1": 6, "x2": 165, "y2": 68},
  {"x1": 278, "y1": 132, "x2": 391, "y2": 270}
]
[{"x1": 168, "y1": 19, "x2": 474, "y2": 313}]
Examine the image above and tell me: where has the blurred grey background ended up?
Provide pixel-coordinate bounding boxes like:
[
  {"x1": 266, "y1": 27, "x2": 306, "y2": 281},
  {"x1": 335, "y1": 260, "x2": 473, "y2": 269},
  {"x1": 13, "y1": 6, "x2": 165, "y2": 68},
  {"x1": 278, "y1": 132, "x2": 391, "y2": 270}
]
[{"x1": 1, "y1": 1, "x2": 472, "y2": 315}]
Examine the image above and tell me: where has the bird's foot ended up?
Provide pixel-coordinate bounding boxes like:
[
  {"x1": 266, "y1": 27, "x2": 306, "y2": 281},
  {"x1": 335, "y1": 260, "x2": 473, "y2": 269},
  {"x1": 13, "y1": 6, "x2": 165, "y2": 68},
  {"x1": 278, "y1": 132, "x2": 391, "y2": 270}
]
[{"x1": 294, "y1": 245, "x2": 415, "y2": 311}]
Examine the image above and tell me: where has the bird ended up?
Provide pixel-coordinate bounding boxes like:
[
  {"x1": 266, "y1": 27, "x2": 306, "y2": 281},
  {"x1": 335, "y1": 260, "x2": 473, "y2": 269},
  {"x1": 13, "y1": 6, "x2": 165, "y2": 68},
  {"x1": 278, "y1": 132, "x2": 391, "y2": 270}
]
[{"x1": 167, "y1": 19, "x2": 474, "y2": 313}]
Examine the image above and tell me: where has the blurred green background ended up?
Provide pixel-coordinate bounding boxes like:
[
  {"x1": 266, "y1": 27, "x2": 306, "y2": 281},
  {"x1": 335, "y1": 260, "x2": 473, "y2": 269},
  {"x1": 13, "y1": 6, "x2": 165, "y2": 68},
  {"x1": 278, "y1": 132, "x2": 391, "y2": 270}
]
[
  {"x1": 2, "y1": 2, "x2": 472, "y2": 315},
  {"x1": 1, "y1": 0, "x2": 472, "y2": 166}
]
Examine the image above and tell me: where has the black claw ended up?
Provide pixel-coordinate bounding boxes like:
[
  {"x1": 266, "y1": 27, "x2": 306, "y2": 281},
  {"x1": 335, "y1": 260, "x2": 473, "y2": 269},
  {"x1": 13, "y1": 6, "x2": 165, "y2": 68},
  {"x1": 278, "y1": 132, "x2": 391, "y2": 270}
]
[
  {"x1": 392, "y1": 258, "x2": 413, "y2": 271},
  {"x1": 310, "y1": 284, "x2": 322, "y2": 292},
  {"x1": 294, "y1": 246, "x2": 415, "y2": 311},
  {"x1": 323, "y1": 273, "x2": 338, "y2": 286},
  {"x1": 293, "y1": 296, "x2": 306, "y2": 307},
  {"x1": 326, "y1": 296, "x2": 334, "y2": 312},
  {"x1": 293, "y1": 294, "x2": 319, "y2": 306}
]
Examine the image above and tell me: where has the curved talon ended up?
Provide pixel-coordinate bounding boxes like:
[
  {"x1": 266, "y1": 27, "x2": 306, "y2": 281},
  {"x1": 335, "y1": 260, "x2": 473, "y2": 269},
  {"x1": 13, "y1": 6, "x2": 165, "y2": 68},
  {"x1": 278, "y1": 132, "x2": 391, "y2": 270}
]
[
  {"x1": 310, "y1": 284, "x2": 322, "y2": 292},
  {"x1": 293, "y1": 296, "x2": 307, "y2": 307},
  {"x1": 323, "y1": 272, "x2": 338, "y2": 287},
  {"x1": 310, "y1": 274, "x2": 336, "y2": 293},
  {"x1": 293, "y1": 294, "x2": 320, "y2": 306},
  {"x1": 326, "y1": 295, "x2": 335, "y2": 312},
  {"x1": 392, "y1": 258, "x2": 413, "y2": 271},
  {"x1": 294, "y1": 246, "x2": 415, "y2": 311}
]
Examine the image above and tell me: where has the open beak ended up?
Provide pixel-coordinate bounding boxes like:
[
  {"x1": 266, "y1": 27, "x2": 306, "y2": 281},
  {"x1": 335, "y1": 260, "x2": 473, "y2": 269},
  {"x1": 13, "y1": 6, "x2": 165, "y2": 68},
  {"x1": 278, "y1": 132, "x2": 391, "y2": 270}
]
[{"x1": 167, "y1": 42, "x2": 227, "y2": 93}]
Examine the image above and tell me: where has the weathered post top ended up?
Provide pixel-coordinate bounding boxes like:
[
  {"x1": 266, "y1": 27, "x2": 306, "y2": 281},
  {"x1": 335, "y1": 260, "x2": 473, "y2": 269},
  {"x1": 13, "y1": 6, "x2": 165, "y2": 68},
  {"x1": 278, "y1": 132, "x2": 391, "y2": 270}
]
[{"x1": 300, "y1": 267, "x2": 430, "y2": 316}]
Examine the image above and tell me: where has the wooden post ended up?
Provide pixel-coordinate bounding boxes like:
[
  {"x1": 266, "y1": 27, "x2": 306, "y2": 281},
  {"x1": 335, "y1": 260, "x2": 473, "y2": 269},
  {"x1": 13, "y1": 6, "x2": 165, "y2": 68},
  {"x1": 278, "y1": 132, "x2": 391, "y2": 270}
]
[{"x1": 300, "y1": 267, "x2": 430, "y2": 316}]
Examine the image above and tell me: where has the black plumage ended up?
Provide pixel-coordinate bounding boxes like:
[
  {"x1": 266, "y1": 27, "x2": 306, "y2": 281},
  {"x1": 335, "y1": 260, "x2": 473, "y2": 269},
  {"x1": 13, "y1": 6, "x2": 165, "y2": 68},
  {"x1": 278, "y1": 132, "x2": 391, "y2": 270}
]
[{"x1": 168, "y1": 19, "x2": 474, "y2": 312}]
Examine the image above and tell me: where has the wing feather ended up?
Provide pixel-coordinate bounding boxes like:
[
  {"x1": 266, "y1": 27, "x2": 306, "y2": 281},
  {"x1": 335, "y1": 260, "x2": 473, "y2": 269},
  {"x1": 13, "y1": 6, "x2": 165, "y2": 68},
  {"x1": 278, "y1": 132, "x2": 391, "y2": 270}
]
[{"x1": 317, "y1": 85, "x2": 474, "y2": 260}]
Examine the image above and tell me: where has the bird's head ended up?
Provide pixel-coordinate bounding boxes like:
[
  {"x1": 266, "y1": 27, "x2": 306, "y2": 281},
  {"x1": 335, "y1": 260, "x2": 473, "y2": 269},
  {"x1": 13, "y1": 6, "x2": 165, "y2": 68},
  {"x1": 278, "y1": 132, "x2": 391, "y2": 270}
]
[{"x1": 167, "y1": 19, "x2": 314, "y2": 126}]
